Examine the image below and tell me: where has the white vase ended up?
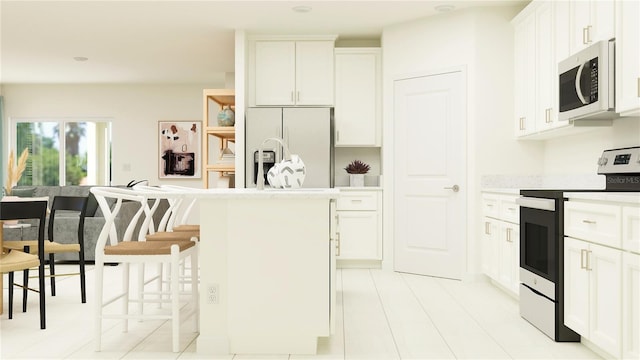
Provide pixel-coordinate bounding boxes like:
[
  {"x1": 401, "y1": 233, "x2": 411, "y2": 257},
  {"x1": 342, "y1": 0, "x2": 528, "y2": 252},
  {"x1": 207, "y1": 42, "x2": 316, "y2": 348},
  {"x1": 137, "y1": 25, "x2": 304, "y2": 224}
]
[{"x1": 349, "y1": 174, "x2": 365, "y2": 187}]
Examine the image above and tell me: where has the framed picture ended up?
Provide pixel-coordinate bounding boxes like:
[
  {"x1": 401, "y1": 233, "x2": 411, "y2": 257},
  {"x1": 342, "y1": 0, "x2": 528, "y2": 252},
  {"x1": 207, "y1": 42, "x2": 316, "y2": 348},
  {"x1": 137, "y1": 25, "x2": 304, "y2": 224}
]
[{"x1": 158, "y1": 121, "x2": 202, "y2": 179}]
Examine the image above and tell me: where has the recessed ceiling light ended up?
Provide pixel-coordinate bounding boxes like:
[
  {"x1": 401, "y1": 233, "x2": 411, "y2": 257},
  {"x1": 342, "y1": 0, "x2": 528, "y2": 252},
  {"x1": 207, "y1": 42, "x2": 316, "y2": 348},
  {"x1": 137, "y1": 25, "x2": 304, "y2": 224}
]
[
  {"x1": 292, "y1": 5, "x2": 312, "y2": 13},
  {"x1": 73, "y1": 56, "x2": 89, "y2": 62},
  {"x1": 434, "y1": 4, "x2": 456, "y2": 12}
]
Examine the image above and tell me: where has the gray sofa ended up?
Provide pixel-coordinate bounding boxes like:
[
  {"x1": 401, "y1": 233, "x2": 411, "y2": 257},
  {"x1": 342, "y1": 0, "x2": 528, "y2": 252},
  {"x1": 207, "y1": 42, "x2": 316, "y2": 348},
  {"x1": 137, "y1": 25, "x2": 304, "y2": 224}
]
[{"x1": 2, "y1": 186, "x2": 168, "y2": 262}]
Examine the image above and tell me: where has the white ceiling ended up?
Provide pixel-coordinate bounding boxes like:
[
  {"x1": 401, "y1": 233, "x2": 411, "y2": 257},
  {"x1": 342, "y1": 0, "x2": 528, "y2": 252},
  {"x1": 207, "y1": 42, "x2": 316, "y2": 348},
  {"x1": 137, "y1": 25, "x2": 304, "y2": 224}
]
[{"x1": 0, "y1": 0, "x2": 528, "y2": 84}]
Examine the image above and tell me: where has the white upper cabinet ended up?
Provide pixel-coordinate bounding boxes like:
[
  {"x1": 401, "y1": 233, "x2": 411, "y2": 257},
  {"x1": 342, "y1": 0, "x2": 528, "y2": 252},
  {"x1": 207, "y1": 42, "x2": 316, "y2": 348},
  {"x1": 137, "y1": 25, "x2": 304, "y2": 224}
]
[
  {"x1": 334, "y1": 48, "x2": 381, "y2": 147},
  {"x1": 511, "y1": 0, "x2": 634, "y2": 140},
  {"x1": 251, "y1": 37, "x2": 336, "y2": 106},
  {"x1": 514, "y1": 12, "x2": 536, "y2": 136},
  {"x1": 615, "y1": 0, "x2": 640, "y2": 116},
  {"x1": 254, "y1": 41, "x2": 297, "y2": 106},
  {"x1": 569, "y1": 0, "x2": 615, "y2": 54},
  {"x1": 535, "y1": 1, "x2": 559, "y2": 132},
  {"x1": 514, "y1": 2, "x2": 567, "y2": 137},
  {"x1": 295, "y1": 41, "x2": 335, "y2": 106}
]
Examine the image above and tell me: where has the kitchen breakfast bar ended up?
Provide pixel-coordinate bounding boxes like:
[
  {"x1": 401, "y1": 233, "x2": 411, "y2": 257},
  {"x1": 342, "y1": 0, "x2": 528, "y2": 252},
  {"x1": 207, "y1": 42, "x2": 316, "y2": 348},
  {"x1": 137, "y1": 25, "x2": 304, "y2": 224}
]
[{"x1": 193, "y1": 188, "x2": 340, "y2": 356}]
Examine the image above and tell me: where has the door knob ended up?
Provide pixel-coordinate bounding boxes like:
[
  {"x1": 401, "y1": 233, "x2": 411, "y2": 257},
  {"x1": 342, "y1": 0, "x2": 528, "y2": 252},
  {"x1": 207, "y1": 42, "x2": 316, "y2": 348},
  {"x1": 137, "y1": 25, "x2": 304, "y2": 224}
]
[{"x1": 444, "y1": 185, "x2": 460, "y2": 192}]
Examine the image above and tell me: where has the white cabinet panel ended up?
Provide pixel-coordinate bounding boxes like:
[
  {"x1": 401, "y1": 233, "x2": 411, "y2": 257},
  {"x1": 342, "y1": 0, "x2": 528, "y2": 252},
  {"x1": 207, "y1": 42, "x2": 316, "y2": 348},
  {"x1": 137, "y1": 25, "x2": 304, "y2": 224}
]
[
  {"x1": 295, "y1": 41, "x2": 334, "y2": 106},
  {"x1": 253, "y1": 39, "x2": 335, "y2": 106},
  {"x1": 514, "y1": 12, "x2": 536, "y2": 136},
  {"x1": 623, "y1": 251, "x2": 640, "y2": 360},
  {"x1": 564, "y1": 236, "x2": 590, "y2": 336},
  {"x1": 569, "y1": 0, "x2": 615, "y2": 54},
  {"x1": 564, "y1": 237, "x2": 622, "y2": 358},
  {"x1": 564, "y1": 200, "x2": 621, "y2": 248},
  {"x1": 337, "y1": 191, "x2": 378, "y2": 211},
  {"x1": 589, "y1": 243, "x2": 622, "y2": 357},
  {"x1": 535, "y1": 1, "x2": 558, "y2": 131},
  {"x1": 337, "y1": 211, "x2": 379, "y2": 260},
  {"x1": 334, "y1": 48, "x2": 381, "y2": 147},
  {"x1": 615, "y1": 0, "x2": 640, "y2": 116},
  {"x1": 255, "y1": 41, "x2": 296, "y2": 106},
  {"x1": 336, "y1": 190, "x2": 382, "y2": 262},
  {"x1": 623, "y1": 205, "x2": 640, "y2": 254},
  {"x1": 481, "y1": 192, "x2": 520, "y2": 296}
]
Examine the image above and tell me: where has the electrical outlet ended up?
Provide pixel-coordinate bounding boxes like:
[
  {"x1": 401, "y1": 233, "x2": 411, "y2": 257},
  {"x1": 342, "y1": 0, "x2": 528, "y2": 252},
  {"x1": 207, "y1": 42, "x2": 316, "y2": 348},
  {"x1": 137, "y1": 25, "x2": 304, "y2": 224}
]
[{"x1": 207, "y1": 284, "x2": 219, "y2": 304}]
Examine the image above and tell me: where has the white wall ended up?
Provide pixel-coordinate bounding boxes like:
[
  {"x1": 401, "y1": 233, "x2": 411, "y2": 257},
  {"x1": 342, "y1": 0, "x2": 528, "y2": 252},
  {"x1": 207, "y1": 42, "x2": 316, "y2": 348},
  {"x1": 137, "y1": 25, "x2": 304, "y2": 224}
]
[
  {"x1": 1, "y1": 83, "x2": 222, "y2": 187},
  {"x1": 542, "y1": 116, "x2": 640, "y2": 174},
  {"x1": 381, "y1": 5, "x2": 536, "y2": 276}
]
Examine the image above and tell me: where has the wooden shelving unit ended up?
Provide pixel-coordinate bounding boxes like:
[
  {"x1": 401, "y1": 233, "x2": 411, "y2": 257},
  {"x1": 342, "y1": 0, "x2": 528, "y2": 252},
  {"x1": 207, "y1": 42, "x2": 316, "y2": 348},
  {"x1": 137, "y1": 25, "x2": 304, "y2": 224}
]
[{"x1": 203, "y1": 89, "x2": 235, "y2": 188}]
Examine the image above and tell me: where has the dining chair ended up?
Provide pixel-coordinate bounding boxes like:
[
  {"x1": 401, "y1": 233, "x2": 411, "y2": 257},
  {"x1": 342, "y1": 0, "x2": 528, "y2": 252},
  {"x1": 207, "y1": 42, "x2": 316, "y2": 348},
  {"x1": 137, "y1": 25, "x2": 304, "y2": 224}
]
[
  {"x1": 90, "y1": 186, "x2": 199, "y2": 353},
  {"x1": 4, "y1": 196, "x2": 89, "y2": 304},
  {"x1": 47, "y1": 195, "x2": 89, "y2": 303},
  {"x1": 0, "y1": 198, "x2": 48, "y2": 329}
]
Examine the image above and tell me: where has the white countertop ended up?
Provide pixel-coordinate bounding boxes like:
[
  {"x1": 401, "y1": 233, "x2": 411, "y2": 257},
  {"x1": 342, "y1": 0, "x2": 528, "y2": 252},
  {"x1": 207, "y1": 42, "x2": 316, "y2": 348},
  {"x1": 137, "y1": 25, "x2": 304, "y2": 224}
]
[
  {"x1": 184, "y1": 188, "x2": 340, "y2": 199},
  {"x1": 564, "y1": 192, "x2": 640, "y2": 204},
  {"x1": 481, "y1": 188, "x2": 521, "y2": 195},
  {"x1": 336, "y1": 186, "x2": 383, "y2": 191}
]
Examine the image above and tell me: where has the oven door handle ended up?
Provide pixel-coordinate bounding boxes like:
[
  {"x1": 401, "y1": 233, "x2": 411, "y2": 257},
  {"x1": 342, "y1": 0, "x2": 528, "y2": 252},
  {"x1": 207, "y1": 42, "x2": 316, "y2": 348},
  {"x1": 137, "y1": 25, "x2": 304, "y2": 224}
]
[{"x1": 516, "y1": 197, "x2": 556, "y2": 211}]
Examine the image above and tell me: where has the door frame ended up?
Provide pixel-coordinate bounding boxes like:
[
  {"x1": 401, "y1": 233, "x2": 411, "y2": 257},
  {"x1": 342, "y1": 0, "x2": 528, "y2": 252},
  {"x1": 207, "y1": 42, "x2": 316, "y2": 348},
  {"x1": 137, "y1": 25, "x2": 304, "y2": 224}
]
[{"x1": 382, "y1": 65, "x2": 468, "y2": 277}]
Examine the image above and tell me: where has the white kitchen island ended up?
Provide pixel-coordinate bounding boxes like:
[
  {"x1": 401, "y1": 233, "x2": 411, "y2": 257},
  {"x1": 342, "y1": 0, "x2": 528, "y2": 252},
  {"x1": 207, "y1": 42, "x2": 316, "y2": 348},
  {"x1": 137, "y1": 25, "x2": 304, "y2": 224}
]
[{"x1": 193, "y1": 188, "x2": 340, "y2": 356}]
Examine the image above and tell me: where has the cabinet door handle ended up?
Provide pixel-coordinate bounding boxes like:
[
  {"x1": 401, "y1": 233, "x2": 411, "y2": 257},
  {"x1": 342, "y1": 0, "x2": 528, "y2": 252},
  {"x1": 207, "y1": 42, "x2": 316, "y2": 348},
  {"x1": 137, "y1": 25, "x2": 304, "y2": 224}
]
[
  {"x1": 586, "y1": 250, "x2": 592, "y2": 271},
  {"x1": 335, "y1": 232, "x2": 341, "y2": 257},
  {"x1": 582, "y1": 219, "x2": 596, "y2": 224},
  {"x1": 297, "y1": 91, "x2": 300, "y2": 102},
  {"x1": 291, "y1": 91, "x2": 294, "y2": 102},
  {"x1": 580, "y1": 249, "x2": 586, "y2": 269},
  {"x1": 546, "y1": 108, "x2": 552, "y2": 123},
  {"x1": 586, "y1": 25, "x2": 592, "y2": 44},
  {"x1": 485, "y1": 222, "x2": 491, "y2": 235},
  {"x1": 506, "y1": 228, "x2": 513, "y2": 242},
  {"x1": 582, "y1": 26, "x2": 589, "y2": 44}
]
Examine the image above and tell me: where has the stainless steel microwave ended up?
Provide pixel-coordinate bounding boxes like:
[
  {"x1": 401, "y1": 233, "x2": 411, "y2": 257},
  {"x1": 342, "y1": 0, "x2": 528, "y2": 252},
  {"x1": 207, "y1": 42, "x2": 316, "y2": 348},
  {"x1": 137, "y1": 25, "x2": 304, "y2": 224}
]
[{"x1": 558, "y1": 39, "x2": 616, "y2": 122}]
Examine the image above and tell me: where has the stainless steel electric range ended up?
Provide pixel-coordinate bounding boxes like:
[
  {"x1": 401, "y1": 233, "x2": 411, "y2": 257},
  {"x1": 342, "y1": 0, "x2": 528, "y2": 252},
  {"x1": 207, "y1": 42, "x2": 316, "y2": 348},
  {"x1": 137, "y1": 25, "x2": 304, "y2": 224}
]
[{"x1": 516, "y1": 146, "x2": 640, "y2": 342}]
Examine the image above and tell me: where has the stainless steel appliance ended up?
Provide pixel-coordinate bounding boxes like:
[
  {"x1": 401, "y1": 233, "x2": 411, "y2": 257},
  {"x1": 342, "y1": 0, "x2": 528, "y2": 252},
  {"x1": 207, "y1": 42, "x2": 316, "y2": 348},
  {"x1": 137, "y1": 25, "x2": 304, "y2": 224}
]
[
  {"x1": 245, "y1": 107, "x2": 334, "y2": 188},
  {"x1": 517, "y1": 146, "x2": 640, "y2": 342},
  {"x1": 253, "y1": 150, "x2": 276, "y2": 186},
  {"x1": 558, "y1": 39, "x2": 616, "y2": 122}
]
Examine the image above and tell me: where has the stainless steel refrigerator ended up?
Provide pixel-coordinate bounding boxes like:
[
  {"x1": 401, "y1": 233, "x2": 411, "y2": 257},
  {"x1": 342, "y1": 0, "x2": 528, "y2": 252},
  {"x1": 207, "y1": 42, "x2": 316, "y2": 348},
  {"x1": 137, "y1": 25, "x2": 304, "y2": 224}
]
[{"x1": 245, "y1": 107, "x2": 334, "y2": 188}]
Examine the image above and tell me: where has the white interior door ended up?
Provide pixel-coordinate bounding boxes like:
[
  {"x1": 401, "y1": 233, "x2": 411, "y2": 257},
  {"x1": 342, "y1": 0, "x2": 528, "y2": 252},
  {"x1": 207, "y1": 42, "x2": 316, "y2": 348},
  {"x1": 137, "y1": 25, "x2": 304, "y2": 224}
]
[{"x1": 393, "y1": 70, "x2": 466, "y2": 280}]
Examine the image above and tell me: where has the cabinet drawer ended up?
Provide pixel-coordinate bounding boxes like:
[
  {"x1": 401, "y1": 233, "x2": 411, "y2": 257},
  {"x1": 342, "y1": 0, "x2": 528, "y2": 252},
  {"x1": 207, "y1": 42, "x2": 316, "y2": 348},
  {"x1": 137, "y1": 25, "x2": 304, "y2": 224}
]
[
  {"x1": 500, "y1": 196, "x2": 520, "y2": 223},
  {"x1": 564, "y1": 201, "x2": 621, "y2": 248},
  {"x1": 482, "y1": 194, "x2": 500, "y2": 218},
  {"x1": 337, "y1": 191, "x2": 378, "y2": 211}
]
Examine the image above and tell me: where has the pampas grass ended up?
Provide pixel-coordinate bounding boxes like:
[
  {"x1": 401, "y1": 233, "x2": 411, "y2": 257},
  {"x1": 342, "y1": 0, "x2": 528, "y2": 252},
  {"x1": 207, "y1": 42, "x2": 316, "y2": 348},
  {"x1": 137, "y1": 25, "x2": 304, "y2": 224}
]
[{"x1": 5, "y1": 148, "x2": 29, "y2": 195}]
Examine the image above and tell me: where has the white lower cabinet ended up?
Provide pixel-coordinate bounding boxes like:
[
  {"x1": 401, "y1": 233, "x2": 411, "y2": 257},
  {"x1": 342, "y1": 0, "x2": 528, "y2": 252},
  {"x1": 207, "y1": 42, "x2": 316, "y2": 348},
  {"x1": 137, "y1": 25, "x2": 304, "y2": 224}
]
[
  {"x1": 336, "y1": 189, "x2": 382, "y2": 262},
  {"x1": 564, "y1": 237, "x2": 622, "y2": 358},
  {"x1": 481, "y1": 192, "x2": 520, "y2": 296},
  {"x1": 563, "y1": 194, "x2": 640, "y2": 359},
  {"x1": 622, "y1": 251, "x2": 640, "y2": 359}
]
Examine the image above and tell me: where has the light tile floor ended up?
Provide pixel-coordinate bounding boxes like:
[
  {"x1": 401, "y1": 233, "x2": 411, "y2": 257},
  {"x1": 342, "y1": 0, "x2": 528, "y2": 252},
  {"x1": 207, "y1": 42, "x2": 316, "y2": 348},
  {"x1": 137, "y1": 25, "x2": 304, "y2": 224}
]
[{"x1": 1, "y1": 265, "x2": 600, "y2": 359}]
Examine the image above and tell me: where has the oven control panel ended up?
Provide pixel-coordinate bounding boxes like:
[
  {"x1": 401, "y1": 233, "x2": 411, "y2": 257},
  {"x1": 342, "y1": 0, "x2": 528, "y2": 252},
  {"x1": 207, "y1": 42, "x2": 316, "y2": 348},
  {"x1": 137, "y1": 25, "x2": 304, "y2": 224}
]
[{"x1": 597, "y1": 146, "x2": 640, "y2": 174}]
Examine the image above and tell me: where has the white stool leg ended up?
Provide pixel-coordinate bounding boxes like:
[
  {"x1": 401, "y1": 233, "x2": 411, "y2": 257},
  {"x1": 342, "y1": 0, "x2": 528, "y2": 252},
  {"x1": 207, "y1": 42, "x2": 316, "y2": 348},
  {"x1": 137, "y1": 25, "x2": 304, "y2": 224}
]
[
  {"x1": 191, "y1": 245, "x2": 199, "y2": 332},
  {"x1": 171, "y1": 245, "x2": 180, "y2": 352},
  {"x1": 122, "y1": 263, "x2": 130, "y2": 333}
]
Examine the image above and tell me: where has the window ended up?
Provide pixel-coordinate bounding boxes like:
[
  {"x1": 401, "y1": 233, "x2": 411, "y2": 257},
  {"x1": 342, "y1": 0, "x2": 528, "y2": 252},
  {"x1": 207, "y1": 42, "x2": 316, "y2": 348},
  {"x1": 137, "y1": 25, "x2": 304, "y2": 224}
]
[{"x1": 11, "y1": 119, "x2": 112, "y2": 186}]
